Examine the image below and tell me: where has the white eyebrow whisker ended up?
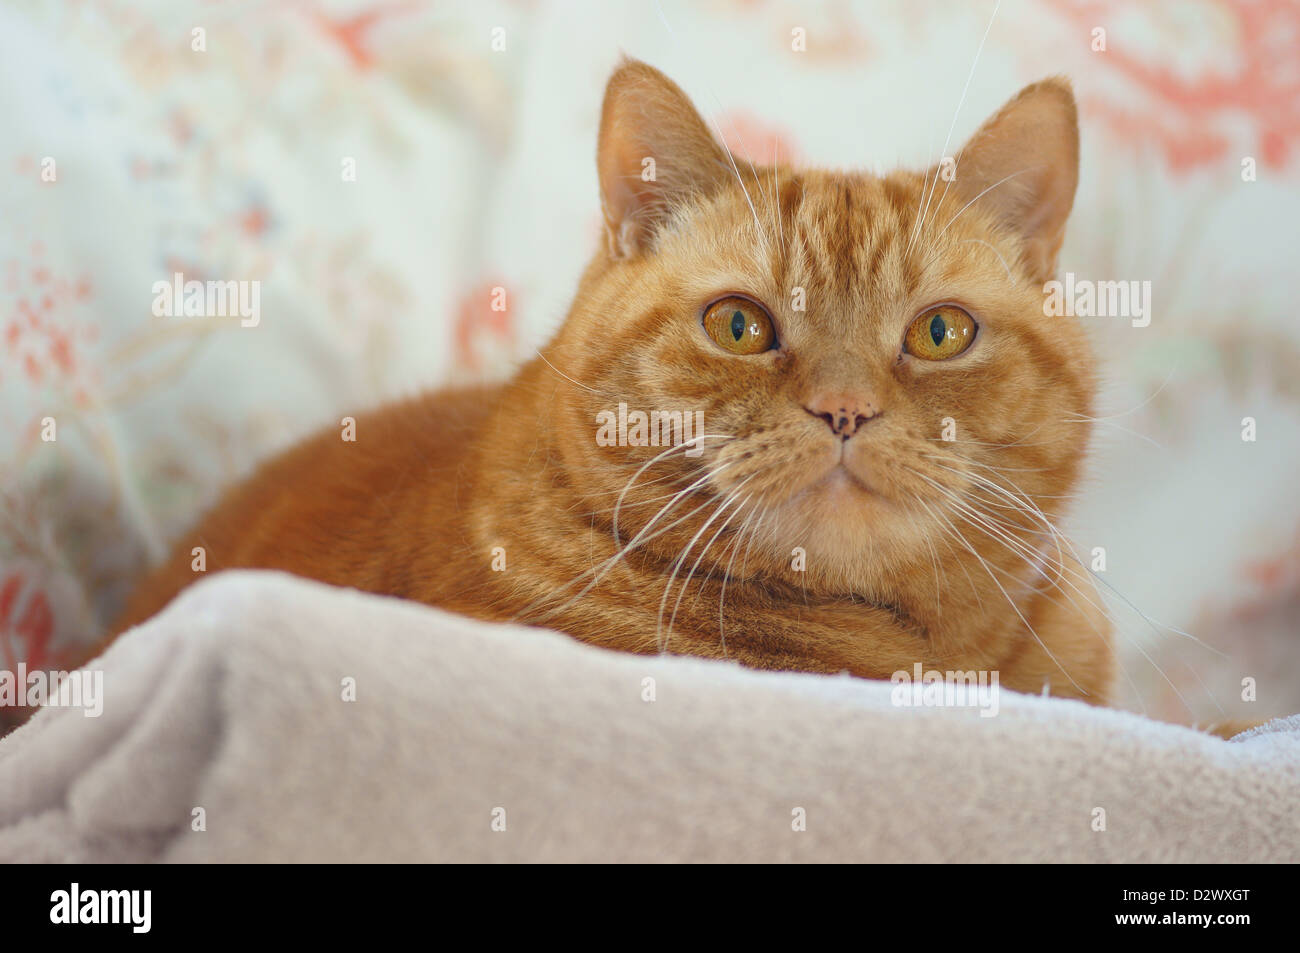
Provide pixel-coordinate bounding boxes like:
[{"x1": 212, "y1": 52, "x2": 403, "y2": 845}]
[{"x1": 907, "y1": 0, "x2": 1002, "y2": 257}]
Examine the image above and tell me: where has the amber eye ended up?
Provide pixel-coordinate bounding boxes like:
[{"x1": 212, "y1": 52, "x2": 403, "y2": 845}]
[
  {"x1": 904, "y1": 305, "x2": 976, "y2": 361},
  {"x1": 702, "y1": 296, "x2": 776, "y2": 355}
]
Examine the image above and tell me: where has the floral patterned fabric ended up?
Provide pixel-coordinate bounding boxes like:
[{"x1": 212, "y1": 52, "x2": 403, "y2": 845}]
[{"x1": 2, "y1": 0, "x2": 1297, "y2": 723}]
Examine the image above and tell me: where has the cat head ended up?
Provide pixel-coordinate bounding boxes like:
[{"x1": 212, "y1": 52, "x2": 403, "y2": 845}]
[{"x1": 550, "y1": 58, "x2": 1094, "y2": 617}]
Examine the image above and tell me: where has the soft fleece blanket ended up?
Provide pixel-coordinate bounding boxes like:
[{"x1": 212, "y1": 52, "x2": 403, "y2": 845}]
[{"x1": 1, "y1": 571, "x2": 1296, "y2": 863}]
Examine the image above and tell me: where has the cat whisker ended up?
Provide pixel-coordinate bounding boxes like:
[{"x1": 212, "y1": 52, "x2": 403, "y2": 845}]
[
  {"x1": 716, "y1": 500, "x2": 766, "y2": 654},
  {"x1": 913, "y1": 496, "x2": 985, "y2": 613},
  {"x1": 910, "y1": 472, "x2": 1089, "y2": 695},
  {"x1": 906, "y1": 0, "x2": 1002, "y2": 257},
  {"x1": 904, "y1": 117, "x2": 938, "y2": 260},
  {"x1": 771, "y1": 141, "x2": 786, "y2": 260},
  {"x1": 647, "y1": 0, "x2": 774, "y2": 261},
  {"x1": 920, "y1": 471, "x2": 1065, "y2": 586},
  {"x1": 738, "y1": 500, "x2": 769, "y2": 583},
  {"x1": 712, "y1": 102, "x2": 782, "y2": 262},
  {"x1": 668, "y1": 489, "x2": 757, "y2": 648},
  {"x1": 1063, "y1": 411, "x2": 1164, "y2": 450},
  {"x1": 921, "y1": 428, "x2": 1061, "y2": 451},
  {"x1": 915, "y1": 468, "x2": 1102, "y2": 650},
  {"x1": 705, "y1": 116, "x2": 772, "y2": 263},
  {"x1": 532, "y1": 348, "x2": 622, "y2": 399},
  {"x1": 934, "y1": 169, "x2": 1034, "y2": 242},
  {"x1": 613, "y1": 434, "x2": 734, "y2": 548},
  {"x1": 1087, "y1": 362, "x2": 1180, "y2": 422},
  {"x1": 921, "y1": 452, "x2": 1055, "y2": 476},
  {"x1": 902, "y1": 495, "x2": 945, "y2": 620},
  {"x1": 957, "y1": 238, "x2": 1014, "y2": 282},
  {"x1": 658, "y1": 476, "x2": 755, "y2": 652},
  {"x1": 952, "y1": 435, "x2": 1227, "y2": 665},
  {"x1": 919, "y1": 485, "x2": 1156, "y2": 713},
  {"x1": 923, "y1": 462, "x2": 1069, "y2": 563},
  {"x1": 518, "y1": 455, "x2": 735, "y2": 623},
  {"x1": 915, "y1": 461, "x2": 1226, "y2": 718}
]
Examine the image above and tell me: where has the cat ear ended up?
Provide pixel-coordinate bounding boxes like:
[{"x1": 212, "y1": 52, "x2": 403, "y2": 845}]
[
  {"x1": 946, "y1": 78, "x2": 1079, "y2": 282},
  {"x1": 597, "y1": 58, "x2": 732, "y2": 258}
]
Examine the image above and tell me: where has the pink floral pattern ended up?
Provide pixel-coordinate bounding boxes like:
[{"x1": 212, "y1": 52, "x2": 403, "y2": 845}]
[
  {"x1": 0, "y1": 571, "x2": 53, "y2": 674},
  {"x1": 1046, "y1": 0, "x2": 1300, "y2": 172}
]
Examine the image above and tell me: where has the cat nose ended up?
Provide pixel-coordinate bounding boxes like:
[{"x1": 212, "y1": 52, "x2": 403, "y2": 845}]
[{"x1": 804, "y1": 392, "x2": 882, "y2": 439}]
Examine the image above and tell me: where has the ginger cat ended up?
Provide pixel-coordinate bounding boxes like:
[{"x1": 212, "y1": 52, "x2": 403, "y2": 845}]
[{"x1": 109, "y1": 59, "x2": 1115, "y2": 703}]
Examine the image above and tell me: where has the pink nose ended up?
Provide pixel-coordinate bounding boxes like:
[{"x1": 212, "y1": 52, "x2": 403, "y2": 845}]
[{"x1": 804, "y1": 392, "x2": 882, "y2": 438}]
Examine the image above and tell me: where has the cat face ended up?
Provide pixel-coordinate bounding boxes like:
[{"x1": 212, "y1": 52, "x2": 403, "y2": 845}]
[{"x1": 556, "y1": 60, "x2": 1093, "y2": 606}]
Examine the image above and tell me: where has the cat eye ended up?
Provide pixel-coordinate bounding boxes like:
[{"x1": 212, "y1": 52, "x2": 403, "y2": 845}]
[
  {"x1": 904, "y1": 305, "x2": 977, "y2": 361},
  {"x1": 702, "y1": 296, "x2": 776, "y2": 355}
]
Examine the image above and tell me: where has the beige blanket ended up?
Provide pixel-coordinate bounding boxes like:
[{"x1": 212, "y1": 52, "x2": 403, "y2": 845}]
[{"x1": 1, "y1": 571, "x2": 1296, "y2": 862}]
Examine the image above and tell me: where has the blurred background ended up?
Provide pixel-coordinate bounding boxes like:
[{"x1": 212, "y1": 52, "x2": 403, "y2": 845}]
[{"x1": 2, "y1": 0, "x2": 1297, "y2": 724}]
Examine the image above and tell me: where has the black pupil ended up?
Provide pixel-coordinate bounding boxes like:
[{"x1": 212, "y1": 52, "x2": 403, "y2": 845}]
[
  {"x1": 731, "y1": 310, "x2": 746, "y2": 341},
  {"x1": 929, "y1": 313, "x2": 946, "y2": 347}
]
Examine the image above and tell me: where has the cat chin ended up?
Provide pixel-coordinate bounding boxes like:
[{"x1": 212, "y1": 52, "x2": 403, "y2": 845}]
[
  {"x1": 769, "y1": 460, "x2": 936, "y2": 567},
  {"x1": 817, "y1": 463, "x2": 877, "y2": 498},
  {"x1": 808, "y1": 452, "x2": 896, "y2": 504},
  {"x1": 780, "y1": 461, "x2": 896, "y2": 532}
]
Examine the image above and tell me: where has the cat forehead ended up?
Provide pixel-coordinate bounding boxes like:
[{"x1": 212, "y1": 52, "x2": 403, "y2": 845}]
[
  {"x1": 791, "y1": 170, "x2": 914, "y2": 214},
  {"x1": 761, "y1": 170, "x2": 944, "y2": 253},
  {"x1": 679, "y1": 169, "x2": 992, "y2": 309}
]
